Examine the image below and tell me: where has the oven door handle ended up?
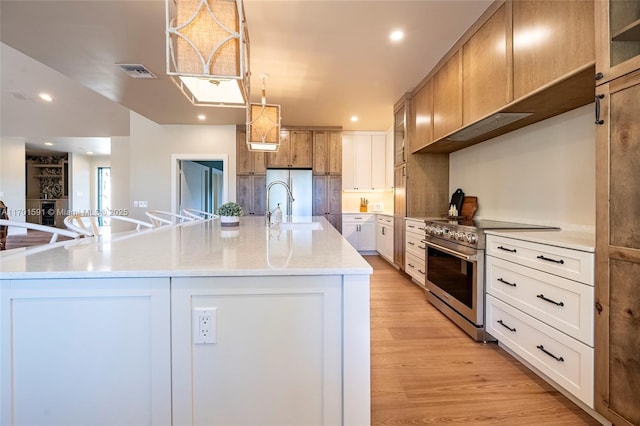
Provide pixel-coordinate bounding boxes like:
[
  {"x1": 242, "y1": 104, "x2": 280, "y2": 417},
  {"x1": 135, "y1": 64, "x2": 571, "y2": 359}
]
[{"x1": 424, "y1": 241, "x2": 477, "y2": 262}]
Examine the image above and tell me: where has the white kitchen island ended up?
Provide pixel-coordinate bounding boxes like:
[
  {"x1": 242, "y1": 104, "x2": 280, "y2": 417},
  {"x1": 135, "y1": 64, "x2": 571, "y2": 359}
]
[{"x1": 0, "y1": 216, "x2": 372, "y2": 426}]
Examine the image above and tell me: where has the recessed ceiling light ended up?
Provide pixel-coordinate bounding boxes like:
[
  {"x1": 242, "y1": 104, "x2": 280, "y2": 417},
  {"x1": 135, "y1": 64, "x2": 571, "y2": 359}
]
[
  {"x1": 38, "y1": 92, "x2": 54, "y2": 102},
  {"x1": 390, "y1": 30, "x2": 404, "y2": 42},
  {"x1": 350, "y1": 116, "x2": 359, "y2": 122},
  {"x1": 86, "y1": 151, "x2": 94, "y2": 155},
  {"x1": 198, "y1": 114, "x2": 206, "y2": 120},
  {"x1": 44, "y1": 142, "x2": 54, "y2": 146}
]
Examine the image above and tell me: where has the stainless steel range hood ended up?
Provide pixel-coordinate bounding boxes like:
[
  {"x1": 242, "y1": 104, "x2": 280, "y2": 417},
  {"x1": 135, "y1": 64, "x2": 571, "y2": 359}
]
[{"x1": 445, "y1": 112, "x2": 533, "y2": 142}]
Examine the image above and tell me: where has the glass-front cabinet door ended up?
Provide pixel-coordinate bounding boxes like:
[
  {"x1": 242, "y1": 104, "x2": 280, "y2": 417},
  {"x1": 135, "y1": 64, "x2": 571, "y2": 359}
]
[{"x1": 596, "y1": 0, "x2": 640, "y2": 85}]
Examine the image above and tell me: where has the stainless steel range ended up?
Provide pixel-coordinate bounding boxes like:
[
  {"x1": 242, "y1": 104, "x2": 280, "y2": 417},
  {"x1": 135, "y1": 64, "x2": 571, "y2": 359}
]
[{"x1": 422, "y1": 218, "x2": 556, "y2": 341}]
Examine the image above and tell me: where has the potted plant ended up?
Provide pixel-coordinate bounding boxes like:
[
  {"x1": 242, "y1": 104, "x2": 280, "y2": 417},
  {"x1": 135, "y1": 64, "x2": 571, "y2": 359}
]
[{"x1": 217, "y1": 202, "x2": 243, "y2": 227}]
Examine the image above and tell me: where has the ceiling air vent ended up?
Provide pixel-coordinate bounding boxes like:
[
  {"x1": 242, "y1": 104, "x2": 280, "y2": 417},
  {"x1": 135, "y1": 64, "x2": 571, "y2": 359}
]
[
  {"x1": 117, "y1": 64, "x2": 157, "y2": 79},
  {"x1": 446, "y1": 112, "x2": 533, "y2": 142}
]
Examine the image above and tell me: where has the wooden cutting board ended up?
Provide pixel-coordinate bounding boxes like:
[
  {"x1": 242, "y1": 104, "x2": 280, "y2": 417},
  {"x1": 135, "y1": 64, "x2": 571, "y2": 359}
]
[{"x1": 460, "y1": 196, "x2": 478, "y2": 219}]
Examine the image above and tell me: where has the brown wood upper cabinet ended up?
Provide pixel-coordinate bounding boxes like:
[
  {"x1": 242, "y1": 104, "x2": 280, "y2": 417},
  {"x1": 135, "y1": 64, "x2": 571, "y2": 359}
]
[
  {"x1": 595, "y1": 0, "x2": 640, "y2": 85},
  {"x1": 411, "y1": 79, "x2": 433, "y2": 153},
  {"x1": 512, "y1": 0, "x2": 594, "y2": 99},
  {"x1": 463, "y1": 2, "x2": 512, "y2": 126},
  {"x1": 433, "y1": 50, "x2": 463, "y2": 141},
  {"x1": 236, "y1": 128, "x2": 266, "y2": 175},
  {"x1": 267, "y1": 130, "x2": 313, "y2": 168},
  {"x1": 312, "y1": 131, "x2": 342, "y2": 175}
]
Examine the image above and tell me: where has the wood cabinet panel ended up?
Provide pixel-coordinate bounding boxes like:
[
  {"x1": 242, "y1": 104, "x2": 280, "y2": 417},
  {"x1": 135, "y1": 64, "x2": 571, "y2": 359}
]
[
  {"x1": 313, "y1": 131, "x2": 342, "y2": 175},
  {"x1": 433, "y1": 50, "x2": 462, "y2": 140},
  {"x1": 267, "y1": 130, "x2": 291, "y2": 168},
  {"x1": 290, "y1": 130, "x2": 313, "y2": 168},
  {"x1": 267, "y1": 130, "x2": 312, "y2": 168},
  {"x1": 236, "y1": 128, "x2": 266, "y2": 174},
  {"x1": 595, "y1": 70, "x2": 640, "y2": 426},
  {"x1": 463, "y1": 3, "x2": 512, "y2": 125},
  {"x1": 609, "y1": 77, "x2": 640, "y2": 249},
  {"x1": 237, "y1": 174, "x2": 266, "y2": 216},
  {"x1": 595, "y1": 0, "x2": 640, "y2": 85},
  {"x1": 512, "y1": 0, "x2": 594, "y2": 99},
  {"x1": 312, "y1": 175, "x2": 342, "y2": 232},
  {"x1": 608, "y1": 259, "x2": 640, "y2": 425},
  {"x1": 412, "y1": 79, "x2": 433, "y2": 152}
]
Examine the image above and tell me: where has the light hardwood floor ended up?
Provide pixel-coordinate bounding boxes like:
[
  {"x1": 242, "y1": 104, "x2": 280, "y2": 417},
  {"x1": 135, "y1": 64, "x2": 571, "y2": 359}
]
[{"x1": 367, "y1": 255, "x2": 600, "y2": 425}]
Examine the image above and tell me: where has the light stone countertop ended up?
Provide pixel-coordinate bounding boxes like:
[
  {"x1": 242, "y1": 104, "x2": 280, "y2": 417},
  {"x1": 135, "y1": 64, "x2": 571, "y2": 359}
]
[
  {"x1": 0, "y1": 216, "x2": 373, "y2": 279},
  {"x1": 485, "y1": 229, "x2": 595, "y2": 252}
]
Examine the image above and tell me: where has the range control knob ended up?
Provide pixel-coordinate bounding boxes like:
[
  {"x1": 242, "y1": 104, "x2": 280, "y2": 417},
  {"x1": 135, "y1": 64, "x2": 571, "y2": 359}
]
[
  {"x1": 466, "y1": 233, "x2": 477, "y2": 244},
  {"x1": 435, "y1": 227, "x2": 444, "y2": 236},
  {"x1": 457, "y1": 232, "x2": 465, "y2": 241}
]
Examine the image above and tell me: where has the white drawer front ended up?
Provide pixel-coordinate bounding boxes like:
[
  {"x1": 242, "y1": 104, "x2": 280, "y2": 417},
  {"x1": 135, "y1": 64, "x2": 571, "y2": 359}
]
[
  {"x1": 405, "y1": 252, "x2": 426, "y2": 286},
  {"x1": 486, "y1": 235, "x2": 594, "y2": 285},
  {"x1": 486, "y1": 256, "x2": 594, "y2": 346},
  {"x1": 405, "y1": 232, "x2": 426, "y2": 259},
  {"x1": 377, "y1": 215, "x2": 393, "y2": 225},
  {"x1": 405, "y1": 220, "x2": 426, "y2": 237},
  {"x1": 486, "y1": 295, "x2": 594, "y2": 408}
]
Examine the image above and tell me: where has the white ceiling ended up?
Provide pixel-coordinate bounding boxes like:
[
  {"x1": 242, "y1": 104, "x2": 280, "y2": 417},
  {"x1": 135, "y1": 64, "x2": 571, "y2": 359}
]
[{"x1": 0, "y1": 0, "x2": 493, "y2": 154}]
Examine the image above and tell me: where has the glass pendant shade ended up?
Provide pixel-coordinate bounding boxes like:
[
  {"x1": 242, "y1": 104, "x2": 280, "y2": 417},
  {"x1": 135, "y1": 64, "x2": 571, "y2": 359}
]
[
  {"x1": 247, "y1": 103, "x2": 281, "y2": 151},
  {"x1": 166, "y1": 0, "x2": 250, "y2": 107}
]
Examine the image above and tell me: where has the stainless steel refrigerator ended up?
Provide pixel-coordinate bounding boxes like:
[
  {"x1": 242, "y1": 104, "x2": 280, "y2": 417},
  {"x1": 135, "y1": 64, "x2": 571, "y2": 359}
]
[{"x1": 265, "y1": 169, "x2": 313, "y2": 216}]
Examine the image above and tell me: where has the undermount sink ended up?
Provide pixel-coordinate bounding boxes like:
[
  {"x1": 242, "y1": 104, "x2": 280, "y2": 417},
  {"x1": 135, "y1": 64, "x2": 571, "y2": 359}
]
[{"x1": 276, "y1": 222, "x2": 323, "y2": 231}]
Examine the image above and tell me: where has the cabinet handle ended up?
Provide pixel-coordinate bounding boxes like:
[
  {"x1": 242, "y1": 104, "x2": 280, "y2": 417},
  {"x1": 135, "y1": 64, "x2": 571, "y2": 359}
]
[
  {"x1": 595, "y1": 72, "x2": 604, "y2": 81},
  {"x1": 417, "y1": 269, "x2": 425, "y2": 275},
  {"x1": 497, "y1": 246, "x2": 516, "y2": 253},
  {"x1": 536, "y1": 255, "x2": 564, "y2": 264},
  {"x1": 497, "y1": 320, "x2": 516, "y2": 332},
  {"x1": 536, "y1": 345, "x2": 564, "y2": 362},
  {"x1": 595, "y1": 301, "x2": 603, "y2": 314},
  {"x1": 382, "y1": 227, "x2": 385, "y2": 235},
  {"x1": 536, "y1": 294, "x2": 564, "y2": 307},
  {"x1": 497, "y1": 277, "x2": 516, "y2": 287},
  {"x1": 408, "y1": 263, "x2": 415, "y2": 268},
  {"x1": 595, "y1": 94, "x2": 605, "y2": 125},
  {"x1": 408, "y1": 241, "x2": 415, "y2": 245},
  {"x1": 417, "y1": 245, "x2": 425, "y2": 249}
]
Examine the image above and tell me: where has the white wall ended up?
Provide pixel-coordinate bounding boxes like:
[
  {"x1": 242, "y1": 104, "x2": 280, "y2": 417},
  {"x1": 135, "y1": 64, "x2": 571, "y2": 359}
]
[
  {"x1": 0, "y1": 138, "x2": 26, "y2": 233},
  {"x1": 124, "y1": 112, "x2": 236, "y2": 221},
  {"x1": 70, "y1": 153, "x2": 91, "y2": 212},
  {"x1": 449, "y1": 104, "x2": 595, "y2": 230}
]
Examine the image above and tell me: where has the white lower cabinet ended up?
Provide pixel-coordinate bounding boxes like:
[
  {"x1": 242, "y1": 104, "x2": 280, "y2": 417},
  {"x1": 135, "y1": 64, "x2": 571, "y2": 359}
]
[
  {"x1": 405, "y1": 218, "x2": 427, "y2": 288},
  {"x1": 0, "y1": 278, "x2": 172, "y2": 426},
  {"x1": 486, "y1": 233, "x2": 595, "y2": 409},
  {"x1": 343, "y1": 214, "x2": 376, "y2": 251},
  {"x1": 376, "y1": 214, "x2": 394, "y2": 263},
  {"x1": 171, "y1": 275, "x2": 343, "y2": 426}
]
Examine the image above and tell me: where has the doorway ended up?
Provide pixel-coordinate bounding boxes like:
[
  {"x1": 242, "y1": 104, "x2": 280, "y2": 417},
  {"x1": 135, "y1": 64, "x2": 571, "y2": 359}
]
[{"x1": 171, "y1": 154, "x2": 228, "y2": 216}]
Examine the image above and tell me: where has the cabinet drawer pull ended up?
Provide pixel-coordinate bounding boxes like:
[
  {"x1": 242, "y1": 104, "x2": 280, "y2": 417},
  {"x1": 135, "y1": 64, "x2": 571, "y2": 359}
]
[
  {"x1": 417, "y1": 269, "x2": 425, "y2": 275},
  {"x1": 536, "y1": 255, "x2": 564, "y2": 264},
  {"x1": 536, "y1": 345, "x2": 564, "y2": 362},
  {"x1": 408, "y1": 225, "x2": 415, "y2": 228},
  {"x1": 408, "y1": 241, "x2": 415, "y2": 246},
  {"x1": 536, "y1": 294, "x2": 564, "y2": 307},
  {"x1": 497, "y1": 320, "x2": 516, "y2": 332},
  {"x1": 497, "y1": 278, "x2": 516, "y2": 287},
  {"x1": 408, "y1": 263, "x2": 415, "y2": 268},
  {"x1": 595, "y1": 94, "x2": 605, "y2": 125},
  {"x1": 497, "y1": 246, "x2": 516, "y2": 253},
  {"x1": 418, "y1": 245, "x2": 426, "y2": 250},
  {"x1": 418, "y1": 227, "x2": 425, "y2": 231}
]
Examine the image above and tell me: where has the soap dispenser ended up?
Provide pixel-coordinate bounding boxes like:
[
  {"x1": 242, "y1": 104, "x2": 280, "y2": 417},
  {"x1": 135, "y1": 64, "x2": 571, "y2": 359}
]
[{"x1": 273, "y1": 203, "x2": 282, "y2": 224}]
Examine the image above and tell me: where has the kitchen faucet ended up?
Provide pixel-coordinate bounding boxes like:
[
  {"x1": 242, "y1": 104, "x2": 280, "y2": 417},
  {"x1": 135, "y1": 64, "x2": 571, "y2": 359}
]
[{"x1": 266, "y1": 180, "x2": 295, "y2": 224}]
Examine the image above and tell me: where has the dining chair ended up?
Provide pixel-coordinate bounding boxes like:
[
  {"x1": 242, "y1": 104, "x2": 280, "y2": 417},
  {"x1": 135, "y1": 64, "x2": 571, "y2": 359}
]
[
  {"x1": 145, "y1": 210, "x2": 195, "y2": 227},
  {"x1": 64, "y1": 214, "x2": 153, "y2": 237},
  {"x1": 182, "y1": 208, "x2": 219, "y2": 220},
  {"x1": 0, "y1": 219, "x2": 80, "y2": 244}
]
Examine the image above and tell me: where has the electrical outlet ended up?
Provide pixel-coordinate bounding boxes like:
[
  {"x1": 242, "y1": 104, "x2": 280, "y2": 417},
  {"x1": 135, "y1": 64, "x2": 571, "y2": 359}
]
[
  {"x1": 139, "y1": 200, "x2": 148, "y2": 208},
  {"x1": 193, "y1": 307, "x2": 216, "y2": 344},
  {"x1": 133, "y1": 201, "x2": 139, "y2": 207}
]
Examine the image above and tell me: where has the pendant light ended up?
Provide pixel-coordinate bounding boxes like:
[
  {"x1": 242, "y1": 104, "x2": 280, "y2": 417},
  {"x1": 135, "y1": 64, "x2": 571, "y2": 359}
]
[
  {"x1": 166, "y1": 0, "x2": 250, "y2": 107},
  {"x1": 246, "y1": 73, "x2": 281, "y2": 152}
]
